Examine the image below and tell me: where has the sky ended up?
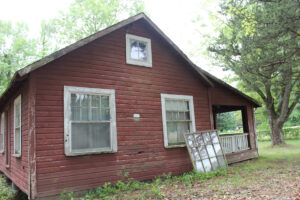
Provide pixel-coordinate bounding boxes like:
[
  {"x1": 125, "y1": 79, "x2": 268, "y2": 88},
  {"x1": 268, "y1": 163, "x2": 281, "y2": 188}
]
[{"x1": 0, "y1": 0, "x2": 229, "y2": 79}]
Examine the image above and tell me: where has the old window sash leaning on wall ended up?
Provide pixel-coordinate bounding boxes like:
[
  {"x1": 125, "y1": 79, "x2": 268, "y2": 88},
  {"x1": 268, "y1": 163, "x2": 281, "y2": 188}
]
[
  {"x1": 0, "y1": 112, "x2": 5, "y2": 153},
  {"x1": 13, "y1": 95, "x2": 22, "y2": 157},
  {"x1": 161, "y1": 94, "x2": 196, "y2": 148},
  {"x1": 184, "y1": 130, "x2": 227, "y2": 173},
  {"x1": 64, "y1": 86, "x2": 117, "y2": 156}
]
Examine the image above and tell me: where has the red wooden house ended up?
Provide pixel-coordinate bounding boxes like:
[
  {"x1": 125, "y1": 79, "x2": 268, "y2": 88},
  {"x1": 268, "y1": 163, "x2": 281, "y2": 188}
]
[{"x1": 0, "y1": 13, "x2": 260, "y2": 199}]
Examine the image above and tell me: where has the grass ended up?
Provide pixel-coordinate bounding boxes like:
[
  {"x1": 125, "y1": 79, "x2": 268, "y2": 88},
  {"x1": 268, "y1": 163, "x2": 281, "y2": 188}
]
[{"x1": 1, "y1": 140, "x2": 300, "y2": 199}]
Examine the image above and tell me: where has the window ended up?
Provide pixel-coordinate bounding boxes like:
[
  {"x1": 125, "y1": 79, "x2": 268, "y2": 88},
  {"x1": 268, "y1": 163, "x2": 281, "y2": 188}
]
[
  {"x1": 161, "y1": 94, "x2": 196, "y2": 148},
  {"x1": 126, "y1": 34, "x2": 152, "y2": 67},
  {"x1": 64, "y1": 86, "x2": 117, "y2": 156},
  {"x1": 14, "y1": 95, "x2": 22, "y2": 157},
  {"x1": 0, "y1": 113, "x2": 5, "y2": 153}
]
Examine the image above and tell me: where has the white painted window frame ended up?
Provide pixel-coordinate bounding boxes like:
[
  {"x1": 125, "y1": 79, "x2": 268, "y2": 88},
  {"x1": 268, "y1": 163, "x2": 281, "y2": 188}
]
[
  {"x1": 0, "y1": 112, "x2": 5, "y2": 153},
  {"x1": 126, "y1": 34, "x2": 152, "y2": 67},
  {"x1": 13, "y1": 95, "x2": 22, "y2": 157},
  {"x1": 64, "y1": 86, "x2": 117, "y2": 156},
  {"x1": 161, "y1": 94, "x2": 196, "y2": 148}
]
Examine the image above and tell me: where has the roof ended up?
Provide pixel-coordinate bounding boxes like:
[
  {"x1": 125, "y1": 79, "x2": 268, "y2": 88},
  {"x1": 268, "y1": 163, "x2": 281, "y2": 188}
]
[{"x1": 0, "y1": 13, "x2": 261, "y2": 107}]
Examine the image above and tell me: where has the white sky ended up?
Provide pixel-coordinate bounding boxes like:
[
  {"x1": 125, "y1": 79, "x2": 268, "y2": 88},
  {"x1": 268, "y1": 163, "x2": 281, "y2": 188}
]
[{"x1": 0, "y1": 0, "x2": 229, "y2": 79}]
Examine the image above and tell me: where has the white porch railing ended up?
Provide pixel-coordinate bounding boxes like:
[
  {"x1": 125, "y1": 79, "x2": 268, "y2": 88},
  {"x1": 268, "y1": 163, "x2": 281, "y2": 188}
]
[{"x1": 219, "y1": 133, "x2": 249, "y2": 154}]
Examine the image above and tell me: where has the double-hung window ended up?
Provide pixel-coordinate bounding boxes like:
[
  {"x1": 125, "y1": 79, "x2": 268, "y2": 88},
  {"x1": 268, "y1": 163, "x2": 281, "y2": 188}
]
[
  {"x1": 161, "y1": 94, "x2": 196, "y2": 148},
  {"x1": 126, "y1": 34, "x2": 152, "y2": 67},
  {"x1": 14, "y1": 95, "x2": 22, "y2": 157},
  {"x1": 64, "y1": 86, "x2": 117, "y2": 156},
  {"x1": 0, "y1": 113, "x2": 5, "y2": 153}
]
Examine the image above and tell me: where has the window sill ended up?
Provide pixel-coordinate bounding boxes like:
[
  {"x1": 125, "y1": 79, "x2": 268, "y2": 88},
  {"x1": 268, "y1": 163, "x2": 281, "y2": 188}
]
[
  {"x1": 126, "y1": 59, "x2": 152, "y2": 68},
  {"x1": 13, "y1": 154, "x2": 21, "y2": 158},
  {"x1": 165, "y1": 144, "x2": 186, "y2": 148},
  {"x1": 65, "y1": 149, "x2": 117, "y2": 156}
]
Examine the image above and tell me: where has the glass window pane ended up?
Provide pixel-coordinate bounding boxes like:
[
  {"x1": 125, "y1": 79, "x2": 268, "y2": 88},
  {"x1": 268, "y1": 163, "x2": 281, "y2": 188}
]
[
  {"x1": 81, "y1": 94, "x2": 89, "y2": 107},
  {"x1": 139, "y1": 42, "x2": 147, "y2": 61},
  {"x1": 178, "y1": 101, "x2": 188, "y2": 111},
  {"x1": 166, "y1": 100, "x2": 177, "y2": 110},
  {"x1": 81, "y1": 107, "x2": 89, "y2": 121},
  {"x1": 217, "y1": 156, "x2": 226, "y2": 167},
  {"x1": 211, "y1": 131, "x2": 219, "y2": 144},
  {"x1": 214, "y1": 143, "x2": 223, "y2": 156},
  {"x1": 130, "y1": 40, "x2": 139, "y2": 60},
  {"x1": 166, "y1": 111, "x2": 172, "y2": 120},
  {"x1": 191, "y1": 147, "x2": 200, "y2": 160},
  {"x1": 177, "y1": 122, "x2": 189, "y2": 143},
  {"x1": 91, "y1": 108, "x2": 101, "y2": 121},
  {"x1": 202, "y1": 159, "x2": 212, "y2": 172},
  {"x1": 15, "y1": 128, "x2": 21, "y2": 154},
  {"x1": 199, "y1": 145, "x2": 208, "y2": 159},
  {"x1": 167, "y1": 122, "x2": 177, "y2": 144},
  {"x1": 101, "y1": 109, "x2": 110, "y2": 121},
  {"x1": 211, "y1": 157, "x2": 219, "y2": 170},
  {"x1": 101, "y1": 96, "x2": 109, "y2": 108},
  {"x1": 195, "y1": 161, "x2": 205, "y2": 172},
  {"x1": 71, "y1": 123, "x2": 110, "y2": 151},
  {"x1": 71, "y1": 94, "x2": 81, "y2": 107},
  {"x1": 91, "y1": 96, "x2": 100, "y2": 107},
  {"x1": 206, "y1": 144, "x2": 215, "y2": 157},
  {"x1": 172, "y1": 112, "x2": 179, "y2": 120},
  {"x1": 179, "y1": 112, "x2": 185, "y2": 120},
  {"x1": 71, "y1": 107, "x2": 80, "y2": 121}
]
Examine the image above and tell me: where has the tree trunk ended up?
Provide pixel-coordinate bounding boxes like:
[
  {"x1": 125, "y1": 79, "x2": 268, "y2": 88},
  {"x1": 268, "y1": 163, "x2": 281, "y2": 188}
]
[{"x1": 269, "y1": 119, "x2": 285, "y2": 146}]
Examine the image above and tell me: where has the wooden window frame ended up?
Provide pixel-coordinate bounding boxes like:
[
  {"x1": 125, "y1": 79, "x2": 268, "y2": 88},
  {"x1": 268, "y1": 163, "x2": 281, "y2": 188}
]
[
  {"x1": 161, "y1": 94, "x2": 196, "y2": 148},
  {"x1": 64, "y1": 86, "x2": 117, "y2": 156},
  {"x1": 13, "y1": 95, "x2": 22, "y2": 157},
  {"x1": 0, "y1": 112, "x2": 5, "y2": 153},
  {"x1": 126, "y1": 34, "x2": 152, "y2": 67}
]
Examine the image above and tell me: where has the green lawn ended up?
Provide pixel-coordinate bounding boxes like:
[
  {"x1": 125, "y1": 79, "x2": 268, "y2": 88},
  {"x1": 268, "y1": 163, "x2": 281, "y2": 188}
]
[{"x1": 1, "y1": 140, "x2": 300, "y2": 199}]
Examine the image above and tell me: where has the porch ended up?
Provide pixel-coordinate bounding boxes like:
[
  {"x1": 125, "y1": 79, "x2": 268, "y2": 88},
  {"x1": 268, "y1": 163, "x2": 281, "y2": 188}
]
[{"x1": 212, "y1": 105, "x2": 258, "y2": 163}]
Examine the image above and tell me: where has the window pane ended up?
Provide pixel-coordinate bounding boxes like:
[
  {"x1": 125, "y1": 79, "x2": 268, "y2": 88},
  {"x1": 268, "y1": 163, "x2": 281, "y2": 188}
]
[
  {"x1": 191, "y1": 147, "x2": 200, "y2": 160},
  {"x1": 130, "y1": 40, "x2": 139, "y2": 60},
  {"x1": 166, "y1": 100, "x2": 177, "y2": 110},
  {"x1": 202, "y1": 159, "x2": 212, "y2": 172},
  {"x1": 101, "y1": 96, "x2": 109, "y2": 108},
  {"x1": 81, "y1": 94, "x2": 89, "y2": 107},
  {"x1": 81, "y1": 107, "x2": 89, "y2": 121},
  {"x1": 178, "y1": 101, "x2": 188, "y2": 111},
  {"x1": 217, "y1": 156, "x2": 226, "y2": 167},
  {"x1": 1, "y1": 115, "x2": 4, "y2": 152},
  {"x1": 211, "y1": 157, "x2": 219, "y2": 170},
  {"x1": 167, "y1": 122, "x2": 177, "y2": 144},
  {"x1": 91, "y1": 96, "x2": 100, "y2": 107},
  {"x1": 206, "y1": 144, "x2": 215, "y2": 157},
  {"x1": 91, "y1": 108, "x2": 101, "y2": 121},
  {"x1": 71, "y1": 94, "x2": 80, "y2": 107},
  {"x1": 15, "y1": 128, "x2": 21, "y2": 154},
  {"x1": 101, "y1": 109, "x2": 110, "y2": 121},
  {"x1": 199, "y1": 145, "x2": 208, "y2": 159},
  {"x1": 71, "y1": 107, "x2": 80, "y2": 121},
  {"x1": 177, "y1": 122, "x2": 189, "y2": 143},
  {"x1": 166, "y1": 111, "x2": 172, "y2": 120},
  {"x1": 71, "y1": 123, "x2": 110, "y2": 151},
  {"x1": 195, "y1": 161, "x2": 205, "y2": 172},
  {"x1": 214, "y1": 143, "x2": 223, "y2": 156},
  {"x1": 139, "y1": 42, "x2": 147, "y2": 61}
]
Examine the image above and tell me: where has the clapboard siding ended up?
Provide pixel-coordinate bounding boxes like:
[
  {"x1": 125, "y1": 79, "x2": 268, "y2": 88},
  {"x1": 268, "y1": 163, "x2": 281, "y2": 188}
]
[
  {"x1": 0, "y1": 82, "x2": 29, "y2": 195},
  {"x1": 32, "y1": 21, "x2": 210, "y2": 197}
]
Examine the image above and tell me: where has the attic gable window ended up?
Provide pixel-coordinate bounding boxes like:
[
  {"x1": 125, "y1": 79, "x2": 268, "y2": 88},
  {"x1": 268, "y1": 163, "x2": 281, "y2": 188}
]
[
  {"x1": 161, "y1": 94, "x2": 196, "y2": 148},
  {"x1": 64, "y1": 86, "x2": 117, "y2": 156},
  {"x1": 126, "y1": 34, "x2": 152, "y2": 67}
]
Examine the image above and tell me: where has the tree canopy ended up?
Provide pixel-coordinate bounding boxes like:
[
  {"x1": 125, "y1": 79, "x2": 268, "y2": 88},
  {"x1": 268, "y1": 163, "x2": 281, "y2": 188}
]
[{"x1": 208, "y1": 0, "x2": 300, "y2": 145}]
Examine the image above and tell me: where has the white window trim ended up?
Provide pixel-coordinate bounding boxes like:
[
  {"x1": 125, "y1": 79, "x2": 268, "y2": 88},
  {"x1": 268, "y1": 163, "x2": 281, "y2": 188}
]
[
  {"x1": 0, "y1": 112, "x2": 5, "y2": 153},
  {"x1": 64, "y1": 86, "x2": 117, "y2": 156},
  {"x1": 13, "y1": 95, "x2": 22, "y2": 157},
  {"x1": 126, "y1": 34, "x2": 152, "y2": 67},
  {"x1": 161, "y1": 94, "x2": 196, "y2": 148}
]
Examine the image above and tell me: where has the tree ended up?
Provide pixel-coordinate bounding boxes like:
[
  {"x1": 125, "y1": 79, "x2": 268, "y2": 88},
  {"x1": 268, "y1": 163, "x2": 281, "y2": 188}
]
[
  {"x1": 0, "y1": 21, "x2": 38, "y2": 94},
  {"x1": 51, "y1": 0, "x2": 145, "y2": 47},
  {"x1": 208, "y1": 0, "x2": 300, "y2": 145}
]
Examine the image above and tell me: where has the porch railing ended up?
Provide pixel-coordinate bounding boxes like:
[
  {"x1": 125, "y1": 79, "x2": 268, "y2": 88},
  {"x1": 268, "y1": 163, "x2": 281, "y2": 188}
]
[{"x1": 219, "y1": 133, "x2": 249, "y2": 154}]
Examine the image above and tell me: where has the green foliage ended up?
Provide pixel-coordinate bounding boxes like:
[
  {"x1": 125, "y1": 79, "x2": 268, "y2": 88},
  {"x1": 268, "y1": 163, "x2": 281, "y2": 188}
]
[
  {"x1": 0, "y1": 176, "x2": 14, "y2": 200},
  {"x1": 0, "y1": 20, "x2": 38, "y2": 94},
  {"x1": 60, "y1": 190, "x2": 74, "y2": 200},
  {"x1": 257, "y1": 126, "x2": 300, "y2": 141},
  {"x1": 217, "y1": 111, "x2": 243, "y2": 133},
  {"x1": 51, "y1": 0, "x2": 145, "y2": 47}
]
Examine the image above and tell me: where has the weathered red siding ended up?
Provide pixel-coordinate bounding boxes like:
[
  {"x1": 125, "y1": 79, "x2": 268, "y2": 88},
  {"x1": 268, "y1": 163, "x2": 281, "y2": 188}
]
[{"x1": 0, "y1": 82, "x2": 29, "y2": 195}]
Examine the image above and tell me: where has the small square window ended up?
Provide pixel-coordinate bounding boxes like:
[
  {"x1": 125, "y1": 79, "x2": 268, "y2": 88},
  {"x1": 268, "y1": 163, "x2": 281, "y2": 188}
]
[{"x1": 126, "y1": 34, "x2": 152, "y2": 67}]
